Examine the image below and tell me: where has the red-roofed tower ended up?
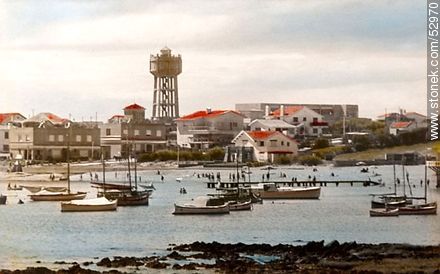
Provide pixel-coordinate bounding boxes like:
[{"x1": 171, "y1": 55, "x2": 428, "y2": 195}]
[{"x1": 150, "y1": 47, "x2": 182, "y2": 121}]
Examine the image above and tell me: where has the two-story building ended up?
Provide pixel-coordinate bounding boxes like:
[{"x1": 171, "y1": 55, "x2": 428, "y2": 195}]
[
  {"x1": 248, "y1": 119, "x2": 297, "y2": 137},
  {"x1": 231, "y1": 130, "x2": 298, "y2": 163},
  {"x1": 0, "y1": 113, "x2": 26, "y2": 158},
  {"x1": 9, "y1": 112, "x2": 100, "y2": 162},
  {"x1": 100, "y1": 103, "x2": 168, "y2": 158},
  {"x1": 269, "y1": 106, "x2": 328, "y2": 138},
  {"x1": 176, "y1": 109, "x2": 245, "y2": 149}
]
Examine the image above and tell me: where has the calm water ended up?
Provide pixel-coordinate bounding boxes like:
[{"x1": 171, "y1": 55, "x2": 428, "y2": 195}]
[{"x1": 0, "y1": 165, "x2": 439, "y2": 268}]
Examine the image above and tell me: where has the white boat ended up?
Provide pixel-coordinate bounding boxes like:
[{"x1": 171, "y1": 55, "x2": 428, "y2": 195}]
[
  {"x1": 61, "y1": 197, "x2": 117, "y2": 212},
  {"x1": 228, "y1": 200, "x2": 252, "y2": 211},
  {"x1": 251, "y1": 183, "x2": 321, "y2": 199},
  {"x1": 29, "y1": 190, "x2": 87, "y2": 201},
  {"x1": 369, "y1": 208, "x2": 399, "y2": 217},
  {"x1": 176, "y1": 177, "x2": 183, "y2": 182},
  {"x1": 173, "y1": 196, "x2": 230, "y2": 215}
]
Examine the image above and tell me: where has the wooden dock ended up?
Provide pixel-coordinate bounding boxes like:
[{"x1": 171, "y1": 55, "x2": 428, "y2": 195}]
[{"x1": 206, "y1": 180, "x2": 381, "y2": 189}]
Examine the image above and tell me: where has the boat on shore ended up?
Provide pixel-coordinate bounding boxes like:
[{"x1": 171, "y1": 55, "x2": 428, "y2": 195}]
[
  {"x1": 61, "y1": 197, "x2": 117, "y2": 212},
  {"x1": 251, "y1": 183, "x2": 320, "y2": 199},
  {"x1": 369, "y1": 208, "x2": 399, "y2": 217},
  {"x1": 173, "y1": 196, "x2": 230, "y2": 215}
]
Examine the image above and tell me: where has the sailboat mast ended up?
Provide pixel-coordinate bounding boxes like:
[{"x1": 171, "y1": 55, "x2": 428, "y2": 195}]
[
  {"x1": 67, "y1": 124, "x2": 71, "y2": 194},
  {"x1": 393, "y1": 159, "x2": 396, "y2": 195},
  {"x1": 134, "y1": 155, "x2": 138, "y2": 191},
  {"x1": 402, "y1": 157, "x2": 406, "y2": 197},
  {"x1": 424, "y1": 159, "x2": 428, "y2": 203}
]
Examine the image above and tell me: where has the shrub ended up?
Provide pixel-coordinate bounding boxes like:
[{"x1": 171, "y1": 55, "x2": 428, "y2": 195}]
[{"x1": 298, "y1": 155, "x2": 323, "y2": 166}]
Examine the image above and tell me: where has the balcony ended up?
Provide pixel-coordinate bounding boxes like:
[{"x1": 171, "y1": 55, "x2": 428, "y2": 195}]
[{"x1": 310, "y1": 121, "x2": 328, "y2": 127}]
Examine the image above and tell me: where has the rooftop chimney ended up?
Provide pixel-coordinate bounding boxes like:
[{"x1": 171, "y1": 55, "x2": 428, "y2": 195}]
[
  {"x1": 265, "y1": 105, "x2": 270, "y2": 117},
  {"x1": 206, "y1": 107, "x2": 212, "y2": 114},
  {"x1": 280, "y1": 105, "x2": 285, "y2": 120}
]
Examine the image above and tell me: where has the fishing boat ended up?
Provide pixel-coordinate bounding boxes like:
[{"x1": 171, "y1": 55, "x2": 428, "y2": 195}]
[
  {"x1": 369, "y1": 208, "x2": 399, "y2": 217},
  {"x1": 96, "y1": 154, "x2": 149, "y2": 206},
  {"x1": 371, "y1": 197, "x2": 408, "y2": 208},
  {"x1": 21, "y1": 185, "x2": 43, "y2": 193},
  {"x1": 251, "y1": 183, "x2": 321, "y2": 199},
  {"x1": 61, "y1": 197, "x2": 117, "y2": 212},
  {"x1": 173, "y1": 196, "x2": 230, "y2": 215},
  {"x1": 30, "y1": 190, "x2": 87, "y2": 201},
  {"x1": 399, "y1": 202, "x2": 437, "y2": 215},
  {"x1": 0, "y1": 194, "x2": 6, "y2": 205},
  {"x1": 228, "y1": 199, "x2": 252, "y2": 211},
  {"x1": 398, "y1": 163, "x2": 438, "y2": 215}
]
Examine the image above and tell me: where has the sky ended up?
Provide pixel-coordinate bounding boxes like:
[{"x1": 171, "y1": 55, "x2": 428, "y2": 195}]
[{"x1": 0, "y1": 0, "x2": 426, "y2": 121}]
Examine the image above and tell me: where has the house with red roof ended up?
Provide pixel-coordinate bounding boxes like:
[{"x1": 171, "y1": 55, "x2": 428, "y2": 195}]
[
  {"x1": 0, "y1": 113, "x2": 26, "y2": 125},
  {"x1": 231, "y1": 130, "x2": 298, "y2": 162},
  {"x1": 176, "y1": 108, "x2": 244, "y2": 149},
  {"x1": 389, "y1": 121, "x2": 416, "y2": 135},
  {"x1": 269, "y1": 105, "x2": 328, "y2": 137}
]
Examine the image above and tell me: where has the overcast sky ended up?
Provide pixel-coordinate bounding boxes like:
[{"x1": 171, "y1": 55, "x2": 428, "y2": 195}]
[{"x1": 0, "y1": 0, "x2": 425, "y2": 121}]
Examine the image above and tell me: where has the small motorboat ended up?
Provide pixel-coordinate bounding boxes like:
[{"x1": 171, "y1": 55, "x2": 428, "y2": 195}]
[
  {"x1": 176, "y1": 177, "x2": 183, "y2": 182},
  {"x1": 369, "y1": 208, "x2": 399, "y2": 217},
  {"x1": 173, "y1": 196, "x2": 230, "y2": 215},
  {"x1": 228, "y1": 200, "x2": 252, "y2": 211},
  {"x1": 61, "y1": 197, "x2": 118, "y2": 212}
]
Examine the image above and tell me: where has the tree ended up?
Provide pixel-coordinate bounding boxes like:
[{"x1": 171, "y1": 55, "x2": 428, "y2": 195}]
[{"x1": 312, "y1": 138, "x2": 330, "y2": 149}]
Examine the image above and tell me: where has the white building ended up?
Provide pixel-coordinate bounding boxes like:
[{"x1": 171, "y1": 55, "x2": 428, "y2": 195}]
[
  {"x1": 248, "y1": 119, "x2": 297, "y2": 137},
  {"x1": 232, "y1": 130, "x2": 298, "y2": 163},
  {"x1": 0, "y1": 113, "x2": 26, "y2": 158},
  {"x1": 269, "y1": 106, "x2": 328, "y2": 137},
  {"x1": 176, "y1": 109, "x2": 244, "y2": 149},
  {"x1": 389, "y1": 121, "x2": 417, "y2": 135}
]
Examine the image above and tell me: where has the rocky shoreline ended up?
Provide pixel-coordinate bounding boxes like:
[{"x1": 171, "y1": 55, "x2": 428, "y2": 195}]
[{"x1": 1, "y1": 241, "x2": 439, "y2": 273}]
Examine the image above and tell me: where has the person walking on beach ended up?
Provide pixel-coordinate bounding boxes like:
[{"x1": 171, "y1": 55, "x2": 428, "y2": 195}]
[{"x1": 161, "y1": 175, "x2": 164, "y2": 182}]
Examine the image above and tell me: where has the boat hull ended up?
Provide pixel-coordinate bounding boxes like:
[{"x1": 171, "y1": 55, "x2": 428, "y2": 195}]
[
  {"x1": 29, "y1": 192, "x2": 87, "y2": 201},
  {"x1": 256, "y1": 187, "x2": 320, "y2": 199},
  {"x1": 117, "y1": 194, "x2": 149, "y2": 206},
  {"x1": 369, "y1": 208, "x2": 399, "y2": 217},
  {"x1": 173, "y1": 204, "x2": 230, "y2": 215},
  {"x1": 228, "y1": 200, "x2": 252, "y2": 211},
  {"x1": 399, "y1": 202, "x2": 437, "y2": 215},
  {"x1": 61, "y1": 200, "x2": 118, "y2": 212}
]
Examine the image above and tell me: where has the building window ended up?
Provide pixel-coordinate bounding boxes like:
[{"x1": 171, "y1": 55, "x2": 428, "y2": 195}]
[
  {"x1": 313, "y1": 117, "x2": 318, "y2": 122},
  {"x1": 259, "y1": 141, "x2": 264, "y2": 146},
  {"x1": 281, "y1": 141, "x2": 284, "y2": 146},
  {"x1": 313, "y1": 128, "x2": 318, "y2": 134},
  {"x1": 134, "y1": 129, "x2": 140, "y2": 136},
  {"x1": 87, "y1": 135, "x2": 92, "y2": 142},
  {"x1": 76, "y1": 135, "x2": 82, "y2": 142},
  {"x1": 303, "y1": 117, "x2": 307, "y2": 121},
  {"x1": 3, "y1": 145, "x2": 9, "y2": 151},
  {"x1": 106, "y1": 129, "x2": 111, "y2": 136},
  {"x1": 4, "y1": 132, "x2": 8, "y2": 139},
  {"x1": 156, "y1": 130, "x2": 162, "y2": 137},
  {"x1": 146, "y1": 130, "x2": 151, "y2": 136},
  {"x1": 49, "y1": 135, "x2": 55, "y2": 142},
  {"x1": 287, "y1": 142, "x2": 290, "y2": 147},
  {"x1": 58, "y1": 135, "x2": 64, "y2": 142},
  {"x1": 25, "y1": 135, "x2": 30, "y2": 141},
  {"x1": 293, "y1": 117, "x2": 298, "y2": 123},
  {"x1": 123, "y1": 129, "x2": 128, "y2": 135},
  {"x1": 270, "y1": 140, "x2": 277, "y2": 147}
]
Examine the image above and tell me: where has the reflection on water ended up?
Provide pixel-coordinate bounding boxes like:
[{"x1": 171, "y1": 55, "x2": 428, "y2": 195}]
[{"x1": 0, "y1": 165, "x2": 439, "y2": 267}]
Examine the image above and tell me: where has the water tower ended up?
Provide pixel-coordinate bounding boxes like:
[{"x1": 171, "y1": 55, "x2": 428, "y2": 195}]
[{"x1": 150, "y1": 47, "x2": 182, "y2": 120}]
